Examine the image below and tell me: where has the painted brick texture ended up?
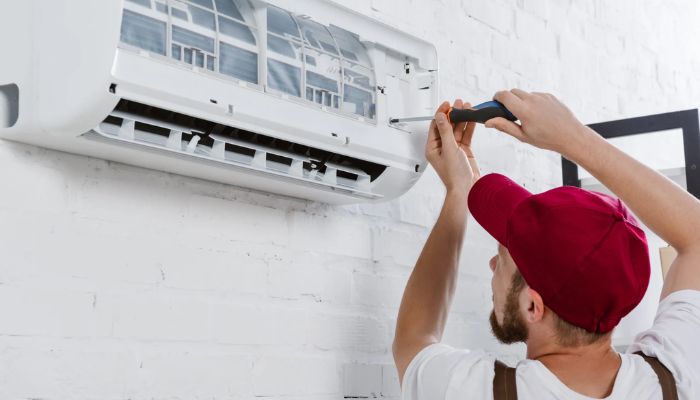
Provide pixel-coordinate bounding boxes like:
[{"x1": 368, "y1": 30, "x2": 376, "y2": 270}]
[{"x1": 1, "y1": 0, "x2": 699, "y2": 398}]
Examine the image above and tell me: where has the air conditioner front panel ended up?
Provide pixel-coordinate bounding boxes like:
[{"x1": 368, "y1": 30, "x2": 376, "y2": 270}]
[{"x1": 110, "y1": 49, "x2": 427, "y2": 169}]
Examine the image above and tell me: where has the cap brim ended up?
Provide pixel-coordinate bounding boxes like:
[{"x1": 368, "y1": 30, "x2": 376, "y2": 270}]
[{"x1": 467, "y1": 173, "x2": 532, "y2": 245}]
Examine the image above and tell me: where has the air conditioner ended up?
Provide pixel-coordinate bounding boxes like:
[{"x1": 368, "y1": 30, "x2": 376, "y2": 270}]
[{"x1": 0, "y1": 0, "x2": 438, "y2": 203}]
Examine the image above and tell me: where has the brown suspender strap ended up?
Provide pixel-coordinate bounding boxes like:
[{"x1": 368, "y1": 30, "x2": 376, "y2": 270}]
[
  {"x1": 634, "y1": 351, "x2": 679, "y2": 400},
  {"x1": 493, "y1": 360, "x2": 518, "y2": 400}
]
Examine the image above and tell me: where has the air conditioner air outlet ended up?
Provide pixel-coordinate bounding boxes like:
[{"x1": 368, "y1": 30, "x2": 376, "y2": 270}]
[{"x1": 92, "y1": 99, "x2": 384, "y2": 196}]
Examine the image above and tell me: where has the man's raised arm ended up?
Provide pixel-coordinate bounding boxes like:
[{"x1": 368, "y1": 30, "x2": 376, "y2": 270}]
[
  {"x1": 392, "y1": 100, "x2": 479, "y2": 385},
  {"x1": 488, "y1": 90, "x2": 700, "y2": 299}
]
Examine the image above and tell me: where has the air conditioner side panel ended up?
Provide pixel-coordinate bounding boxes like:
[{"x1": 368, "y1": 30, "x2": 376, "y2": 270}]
[
  {"x1": 0, "y1": 1, "x2": 35, "y2": 135},
  {"x1": 23, "y1": 0, "x2": 121, "y2": 138}
]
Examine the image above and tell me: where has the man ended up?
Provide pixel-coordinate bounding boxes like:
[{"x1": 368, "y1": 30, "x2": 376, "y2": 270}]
[{"x1": 393, "y1": 89, "x2": 700, "y2": 399}]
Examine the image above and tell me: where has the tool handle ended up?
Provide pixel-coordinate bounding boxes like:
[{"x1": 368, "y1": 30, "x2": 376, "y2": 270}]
[{"x1": 447, "y1": 101, "x2": 517, "y2": 124}]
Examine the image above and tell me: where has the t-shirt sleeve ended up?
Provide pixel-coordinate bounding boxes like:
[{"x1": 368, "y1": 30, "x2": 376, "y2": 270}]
[
  {"x1": 401, "y1": 343, "x2": 495, "y2": 400},
  {"x1": 628, "y1": 289, "x2": 700, "y2": 391}
]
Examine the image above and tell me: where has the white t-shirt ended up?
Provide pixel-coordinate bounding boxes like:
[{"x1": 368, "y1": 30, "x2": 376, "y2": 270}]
[{"x1": 402, "y1": 289, "x2": 700, "y2": 400}]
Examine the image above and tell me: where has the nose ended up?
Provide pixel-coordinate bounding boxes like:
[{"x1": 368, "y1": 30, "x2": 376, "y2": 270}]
[{"x1": 489, "y1": 255, "x2": 497, "y2": 272}]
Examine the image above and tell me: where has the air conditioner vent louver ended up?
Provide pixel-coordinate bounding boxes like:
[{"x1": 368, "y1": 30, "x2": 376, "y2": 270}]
[{"x1": 90, "y1": 99, "x2": 385, "y2": 198}]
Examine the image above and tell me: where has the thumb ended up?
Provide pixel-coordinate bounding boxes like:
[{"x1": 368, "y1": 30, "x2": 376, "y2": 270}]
[
  {"x1": 435, "y1": 113, "x2": 457, "y2": 149},
  {"x1": 485, "y1": 117, "x2": 526, "y2": 142}
]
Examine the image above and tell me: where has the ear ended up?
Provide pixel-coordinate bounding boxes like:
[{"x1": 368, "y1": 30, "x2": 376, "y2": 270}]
[{"x1": 523, "y1": 288, "x2": 545, "y2": 323}]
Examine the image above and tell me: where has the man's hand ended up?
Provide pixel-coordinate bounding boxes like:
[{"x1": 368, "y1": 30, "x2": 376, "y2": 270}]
[
  {"x1": 485, "y1": 89, "x2": 590, "y2": 157},
  {"x1": 426, "y1": 100, "x2": 480, "y2": 195}
]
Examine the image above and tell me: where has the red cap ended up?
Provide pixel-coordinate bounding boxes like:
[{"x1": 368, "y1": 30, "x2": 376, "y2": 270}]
[{"x1": 468, "y1": 173, "x2": 650, "y2": 333}]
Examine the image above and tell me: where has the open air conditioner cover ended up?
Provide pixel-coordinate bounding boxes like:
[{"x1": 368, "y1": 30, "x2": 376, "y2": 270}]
[{"x1": 0, "y1": 0, "x2": 438, "y2": 203}]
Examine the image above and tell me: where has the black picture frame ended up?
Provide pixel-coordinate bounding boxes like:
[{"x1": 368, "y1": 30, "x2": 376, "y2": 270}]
[{"x1": 561, "y1": 109, "x2": 700, "y2": 199}]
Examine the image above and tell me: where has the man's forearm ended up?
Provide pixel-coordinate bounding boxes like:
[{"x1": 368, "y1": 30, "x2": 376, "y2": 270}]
[
  {"x1": 564, "y1": 125, "x2": 700, "y2": 298},
  {"x1": 393, "y1": 191, "x2": 468, "y2": 377},
  {"x1": 565, "y1": 125, "x2": 700, "y2": 253}
]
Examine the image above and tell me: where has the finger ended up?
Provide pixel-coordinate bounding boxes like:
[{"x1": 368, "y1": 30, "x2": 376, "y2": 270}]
[
  {"x1": 485, "y1": 117, "x2": 526, "y2": 142},
  {"x1": 427, "y1": 138, "x2": 442, "y2": 155},
  {"x1": 434, "y1": 112, "x2": 457, "y2": 150},
  {"x1": 467, "y1": 155, "x2": 481, "y2": 179},
  {"x1": 428, "y1": 101, "x2": 454, "y2": 156},
  {"x1": 458, "y1": 101, "x2": 475, "y2": 144},
  {"x1": 510, "y1": 88, "x2": 531, "y2": 99},
  {"x1": 428, "y1": 118, "x2": 437, "y2": 140},
  {"x1": 435, "y1": 100, "x2": 451, "y2": 115},
  {"x1": 426, "y1": 118, "x2": 440, "y2": 150},
  {"x1": 532, "y1": 91, "x2": 556, "y2": 100},
  {"x1": 460, "y1": 119, "x2": 477, "y2": 151},
  {"x1": 493, "y1": 90, "x2": 525, "y2": 118}
]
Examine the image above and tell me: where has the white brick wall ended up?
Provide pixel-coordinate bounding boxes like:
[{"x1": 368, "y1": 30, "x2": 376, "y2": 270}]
[{"x1": 1, "y1": 0, "x2": 700, "y2": 398}]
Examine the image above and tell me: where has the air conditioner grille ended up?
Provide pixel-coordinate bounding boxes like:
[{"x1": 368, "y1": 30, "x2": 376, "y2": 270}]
[{"x1": 90, "y1": 99, "x2": 385, "y2": 198}]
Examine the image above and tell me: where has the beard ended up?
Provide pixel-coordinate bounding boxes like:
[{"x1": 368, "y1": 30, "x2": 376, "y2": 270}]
[{"x1": 489, "y1": 279, "x2": 528, "y2": 344}]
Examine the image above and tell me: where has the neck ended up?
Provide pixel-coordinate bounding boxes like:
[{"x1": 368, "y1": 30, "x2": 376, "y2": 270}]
[
  {"x1": 526, "y1": 336, "x2": 621, "y2": 398},
  {"x1": 527, "y1": 335, "x2": 617, "y2": 361}
]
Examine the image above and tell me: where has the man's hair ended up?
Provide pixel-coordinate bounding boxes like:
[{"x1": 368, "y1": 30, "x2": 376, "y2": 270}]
[{"x1": 511, "y1": 269, "x2": 610, "y2": 347}]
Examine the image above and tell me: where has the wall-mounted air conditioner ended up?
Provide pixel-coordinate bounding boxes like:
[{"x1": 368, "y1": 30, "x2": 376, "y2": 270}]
[{"x1": 0, "y1": 0, "x2": 438, "y2": 203}]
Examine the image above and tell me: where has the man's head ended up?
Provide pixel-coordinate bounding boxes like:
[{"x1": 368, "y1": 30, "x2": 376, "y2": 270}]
[
  {"x1": 468, "y1": 174, "x2": 651, "y2": 345},
  {"x1": 488, "y1": 244, "x2": 610, "y2": 346}
]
